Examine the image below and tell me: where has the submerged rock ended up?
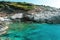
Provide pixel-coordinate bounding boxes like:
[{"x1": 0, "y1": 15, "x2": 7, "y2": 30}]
[{"x1": 0, "y1": 23, "x2": 8, "y2": 35}]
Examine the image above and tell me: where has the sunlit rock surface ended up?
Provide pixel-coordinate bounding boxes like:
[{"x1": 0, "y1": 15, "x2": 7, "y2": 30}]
[
  {"x1": 24, "y1": 7, "x2": 60, "y2": 23},
  {"x1": 0, "y1": 25, "x2": 8, "y2": 35}
]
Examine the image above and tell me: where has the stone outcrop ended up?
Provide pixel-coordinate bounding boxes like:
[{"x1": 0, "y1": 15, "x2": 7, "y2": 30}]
[
  {"x1": 0, "y1": 25, "x2": 8, "y2": 35},
  {"x1": 23, "y1": 6, "x2": 60, "y2": 23},
  {"x1": 9, "y1": 5, "x2": 60, "y2": 24}
]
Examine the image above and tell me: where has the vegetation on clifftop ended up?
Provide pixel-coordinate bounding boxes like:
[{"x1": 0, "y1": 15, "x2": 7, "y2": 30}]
[
  {"x1": 0, "y1": 1, "x2": 35, "y2": 11},
  {"x1": 0, "y1": 1, "x2": 58, "y2": 14}
]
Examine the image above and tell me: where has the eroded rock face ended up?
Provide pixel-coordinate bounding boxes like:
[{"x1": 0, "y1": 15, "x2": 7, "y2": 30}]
[
  {"x1": 24, "y1": 9, "x2": 60, "y2": 23},
  {"x1": 10, "y1": 6, "x2": 60, "y2": 23}
]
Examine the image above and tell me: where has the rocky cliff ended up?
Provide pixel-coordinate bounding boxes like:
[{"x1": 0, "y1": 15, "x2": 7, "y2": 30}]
[
  {"x1": 24, "y1": 5, "x2": 60, "y2": 23},
  {"x1": 0, "y1": 1, "x2": 60, "y2": 23}
]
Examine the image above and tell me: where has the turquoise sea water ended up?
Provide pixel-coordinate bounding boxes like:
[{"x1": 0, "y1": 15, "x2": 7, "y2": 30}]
[{"x1": 1, "y1": 23, "x2": 60, "y2": 40}]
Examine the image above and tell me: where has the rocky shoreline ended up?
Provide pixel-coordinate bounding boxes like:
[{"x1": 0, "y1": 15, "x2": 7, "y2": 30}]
[
  {"x1": 10, "y1": 7, "x2": 60, "y2": 24},
  {"x1": 0, "y1": 25, "x2": 8, "y2": 35},
  {"x1": 0, "y1": 2, "x2": 60, "y2": 24},
  {"x1": 24, "y1": 11, "x2": 60, "y2": 24}
]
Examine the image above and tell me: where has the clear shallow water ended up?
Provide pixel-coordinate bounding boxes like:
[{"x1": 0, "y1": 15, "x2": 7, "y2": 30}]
[{"x1": 1, "y1": 23, "x2": 60, "y2": 40}]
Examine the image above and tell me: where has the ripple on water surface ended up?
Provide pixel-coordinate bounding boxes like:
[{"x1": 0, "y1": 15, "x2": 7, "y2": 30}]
[{"x1": 1, "y1": 23, "x2": 60, "y2": 40}]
